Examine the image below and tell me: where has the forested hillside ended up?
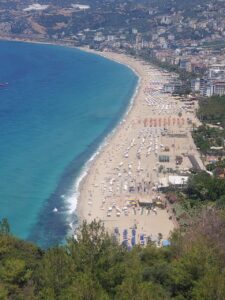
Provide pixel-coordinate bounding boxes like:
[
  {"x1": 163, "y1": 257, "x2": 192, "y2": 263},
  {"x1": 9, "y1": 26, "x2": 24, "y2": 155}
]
[{"x1": 0, "y1": 214, "x2": 225, "y2": 299}]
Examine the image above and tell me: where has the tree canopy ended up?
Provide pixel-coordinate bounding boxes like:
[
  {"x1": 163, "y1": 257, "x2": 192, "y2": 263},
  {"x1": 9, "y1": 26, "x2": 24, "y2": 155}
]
[{"x1": 0, "y1": 215, "x2": 225, "y2": 299}]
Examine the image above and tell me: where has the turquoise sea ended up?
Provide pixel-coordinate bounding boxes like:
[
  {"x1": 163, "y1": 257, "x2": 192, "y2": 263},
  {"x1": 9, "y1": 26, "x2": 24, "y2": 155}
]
[{"x1": 0, "y1": 40, "x2": 138, "y2": 247}]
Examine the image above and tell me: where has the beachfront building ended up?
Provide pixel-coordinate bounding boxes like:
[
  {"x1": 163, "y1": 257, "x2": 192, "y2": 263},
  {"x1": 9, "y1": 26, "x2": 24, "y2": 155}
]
[
  {"x1": 200, "y1": 80, "x2": 225, "y2": 96},
  {"x1": 213, "y1": 81, "x2": 225, "y2": 96},
  {"x1": 163, "y1": 80, "x2": 183, "y2": 94},
  {"x1": 158, "y1": 175, "x2": 188, "y2": 190},
  {"x1": 209, "y1": 64, "x2": 225, "y2": 79},
  {"x1": 191, "y1": 78, "x2": 201, "y2": 93}
]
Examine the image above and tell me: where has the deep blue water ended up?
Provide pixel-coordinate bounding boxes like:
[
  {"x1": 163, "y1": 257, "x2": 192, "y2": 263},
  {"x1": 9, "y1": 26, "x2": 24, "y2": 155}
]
[{"x1": 0, "y1": 41, "x2": 138, "y2": 247}]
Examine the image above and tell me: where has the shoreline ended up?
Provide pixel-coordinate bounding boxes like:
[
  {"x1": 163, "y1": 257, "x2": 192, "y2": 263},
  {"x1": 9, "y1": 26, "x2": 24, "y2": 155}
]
[
  {"x1": 76, "y1": 50, "x2": 179, "y2": 244},
  {"x1": 0, "y1": 37, "x2": 204, "y2": 245},
  {"x1": 0, "y1": 36, "x2": 143, "y2": 239},
  {"x1": 74, "y1": 49, "x2": 142, "y2": 226},
  {"x1": 0, "y1": 36, "x2": 140, "y2": 207}
]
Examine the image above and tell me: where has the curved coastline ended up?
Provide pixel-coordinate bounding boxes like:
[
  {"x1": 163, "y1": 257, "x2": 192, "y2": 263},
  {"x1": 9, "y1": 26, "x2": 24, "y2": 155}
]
[
  {"x1": 73, "y1": 57, "x2": 141, "y2": 227},
  {"x1": 76, "y1": 48, "x2": 181, "y2": 244},
  {"x1": 0, "y1": 37, "x2": 139, "y2": 242},
  {"x1": 0, "y1": 37, "x2": 205, "y2": 247},
  {"x1": 74, "y1": 49, "x2": 150, "y2": 229}
]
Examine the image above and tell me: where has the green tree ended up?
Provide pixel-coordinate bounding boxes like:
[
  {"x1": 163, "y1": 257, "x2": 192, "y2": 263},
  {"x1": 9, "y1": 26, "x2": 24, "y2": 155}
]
[
  {"x1": 0, "y1": 218, "x2": 10, "y2": 236},
  {"x1": 0, "y1": 283, "x2": 8, "y2": 300},
  {"x1": 192, "y1": 269, "x2": 225, "y2": 300},
  {"x1": 67, "y1": 220, "x2": 115, "y2": 274},
  {"x1": 35, "y1": 247, "x2": 74, "y2": 298},
  {"x1": 60, "y1": 273, "x2": 109, "y2": 300},
  {"x1": 116, "y1": 279, "x2": 169, "y2": 300}
]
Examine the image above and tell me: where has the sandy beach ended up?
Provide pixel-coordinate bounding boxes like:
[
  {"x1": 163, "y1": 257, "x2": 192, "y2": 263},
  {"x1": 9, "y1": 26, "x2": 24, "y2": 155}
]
[{"x1": 76, "y1": 48, "x2": 204, "y2": 247}]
